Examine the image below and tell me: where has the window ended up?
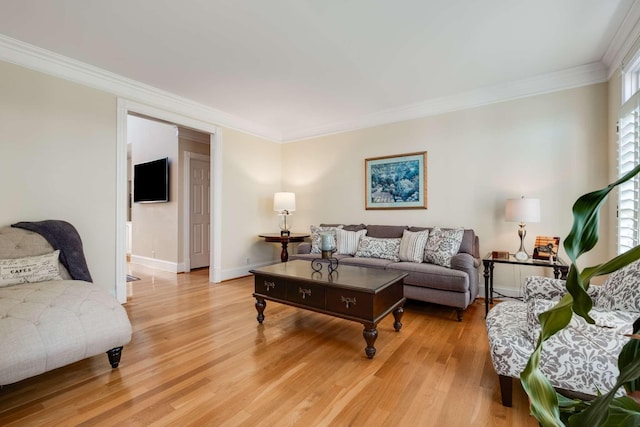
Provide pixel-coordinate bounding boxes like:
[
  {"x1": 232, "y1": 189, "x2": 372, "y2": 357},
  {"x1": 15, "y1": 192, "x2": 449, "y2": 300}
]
[{"x1": 618, "y1": 49, "x2": 640, "y2": 254}]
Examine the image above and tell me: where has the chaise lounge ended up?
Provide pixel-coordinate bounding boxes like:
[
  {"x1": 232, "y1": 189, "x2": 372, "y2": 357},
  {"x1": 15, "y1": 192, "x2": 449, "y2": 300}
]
[{"x1": 0, "y1": 221, "x2": 132, "y2": 385}]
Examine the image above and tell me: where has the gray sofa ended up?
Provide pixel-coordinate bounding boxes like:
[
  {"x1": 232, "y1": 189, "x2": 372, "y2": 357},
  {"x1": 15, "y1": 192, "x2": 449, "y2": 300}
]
[
  {"x1": 0, "y1": 223, "x2": 132, "y2": 385},
  {"x1": 290, "y1": 224, "x2": 480, "y2": 320}
]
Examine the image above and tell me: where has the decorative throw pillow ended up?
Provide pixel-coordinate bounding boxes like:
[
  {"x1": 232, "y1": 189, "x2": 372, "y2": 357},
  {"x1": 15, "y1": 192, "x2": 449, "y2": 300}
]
[
  {"x1": 335, "y1": 228, "x2": 367, "y2": 255},
  {"x1": 0, "y1": 250, "x2": 63, "y2": 287},
  {"x1": 354, "y1": 236, "x2": 401, "y2": 261},
  {"x1": 398, "y1": 229, "x2": 430, "y2": 263},
  {"x1": 423, "y1": 227, "x2": 464, "y2": 267},
  {"x1": 596, "y1": 259, "x2": 640, "y2": 312},
  {"x1": 310, "y1": 225, "x2": 343, "y2": 254}
]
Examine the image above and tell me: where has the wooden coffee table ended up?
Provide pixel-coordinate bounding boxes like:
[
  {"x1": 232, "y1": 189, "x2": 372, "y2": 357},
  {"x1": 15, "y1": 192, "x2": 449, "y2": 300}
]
[{"x1": 250, "y1": 260, "x2": 407, "y2": 359}]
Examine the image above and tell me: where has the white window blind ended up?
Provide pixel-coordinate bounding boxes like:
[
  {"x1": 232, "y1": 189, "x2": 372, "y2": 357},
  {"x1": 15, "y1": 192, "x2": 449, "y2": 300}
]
[{"x1": 618, "y1": 94, "x2": 640, "y2": 254}]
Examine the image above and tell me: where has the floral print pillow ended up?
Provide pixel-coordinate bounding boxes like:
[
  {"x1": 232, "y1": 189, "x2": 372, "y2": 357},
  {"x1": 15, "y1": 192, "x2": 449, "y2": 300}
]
[
  {"x1": 423, "y1": 227, "x2": 464, "y2": 267},
  {"x1": 354, "y1": 236, "x2": 401, "y2": 262}
]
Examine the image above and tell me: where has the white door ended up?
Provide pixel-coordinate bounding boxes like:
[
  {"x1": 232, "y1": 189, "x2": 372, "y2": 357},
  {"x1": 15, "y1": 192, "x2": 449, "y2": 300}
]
[{"x1": 190, "y1": 158, "x2": 210, "y2": 269}]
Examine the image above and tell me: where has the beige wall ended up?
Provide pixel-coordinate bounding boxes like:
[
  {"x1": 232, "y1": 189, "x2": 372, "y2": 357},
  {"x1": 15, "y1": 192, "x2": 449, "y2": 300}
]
[
  {"x1": 0, "y1": 60, "x2": 282, "y2": 292},
  {"x1": 129, "y1": 115, "x2": 180, "y2": 267},
  {"x1": 283, "y1": 83, "x2": 610, "y2": 293},
  {"x1": 0, "y1": 61, "x2": 118, "y2": 295},
  {"x1": 218, "y1": 127, "x2": 283, "y2": 275},
  {"x1": 0, "y1": 57, "x2": 616, "y2": 295}
]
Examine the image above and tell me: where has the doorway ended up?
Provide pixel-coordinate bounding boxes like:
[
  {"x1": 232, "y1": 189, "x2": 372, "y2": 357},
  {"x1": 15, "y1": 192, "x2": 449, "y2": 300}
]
[{"x1": 116, "y1": 99, "x2": 222, "y2": 303}]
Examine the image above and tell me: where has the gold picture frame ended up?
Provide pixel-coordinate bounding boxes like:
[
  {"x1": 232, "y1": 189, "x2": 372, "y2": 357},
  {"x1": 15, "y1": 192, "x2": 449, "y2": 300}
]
[{"x1": 365, "y1": 152, "x2": 427, "y2": 210}]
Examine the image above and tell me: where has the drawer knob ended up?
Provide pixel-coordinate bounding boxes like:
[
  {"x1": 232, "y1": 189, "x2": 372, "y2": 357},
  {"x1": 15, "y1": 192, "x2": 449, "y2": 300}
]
[
  {"x1": 264, "y1": 281, "x2": 276, "y2": 291},
  {"x1": 342, "y1": 296, "x2": 356, "y2": 308},
  {"x1": 299, "y1": 287, "x2": 312, "y2": 299}
]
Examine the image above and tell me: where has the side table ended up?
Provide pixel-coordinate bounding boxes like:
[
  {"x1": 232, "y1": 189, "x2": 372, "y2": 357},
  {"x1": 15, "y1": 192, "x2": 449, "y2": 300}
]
[
  {"x1": 259, "y1": 233, "x2": 310, "y2": 262},
  {"x1": 483, "y1": 253, "x2": 569, "y2": 316}
]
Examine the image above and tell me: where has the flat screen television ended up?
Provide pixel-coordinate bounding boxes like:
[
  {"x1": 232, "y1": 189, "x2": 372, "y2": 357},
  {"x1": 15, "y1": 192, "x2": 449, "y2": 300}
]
[{"x1": 133, "y1": 157, "x2": 169, "y2": 203}]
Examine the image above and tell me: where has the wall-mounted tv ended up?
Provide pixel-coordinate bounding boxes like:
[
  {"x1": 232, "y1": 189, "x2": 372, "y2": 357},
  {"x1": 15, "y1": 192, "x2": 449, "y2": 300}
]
[{"x1": 133, "y1": 157, "x2": 169, "y2": 203}]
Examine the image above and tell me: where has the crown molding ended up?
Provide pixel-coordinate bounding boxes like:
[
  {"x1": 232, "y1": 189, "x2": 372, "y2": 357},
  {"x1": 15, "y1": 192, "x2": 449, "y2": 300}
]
[
  {"x1": 0, "y1": 34, "x2": 282, "y2": 142},
  {"x1": 281, "y1": 62, "x2": 608, "y2": 142},
  {"x1": 603, "y1": 0, "x2": 640, "y2": 77},
  {"x1": 0, "y1": 33, "x2": 611, "y2": 144}
]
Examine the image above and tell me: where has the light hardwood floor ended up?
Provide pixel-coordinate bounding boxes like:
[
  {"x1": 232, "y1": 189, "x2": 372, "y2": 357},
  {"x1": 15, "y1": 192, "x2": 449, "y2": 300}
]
[{"x1": 0, "y1": 265, "x2": 537, "y2": 426}]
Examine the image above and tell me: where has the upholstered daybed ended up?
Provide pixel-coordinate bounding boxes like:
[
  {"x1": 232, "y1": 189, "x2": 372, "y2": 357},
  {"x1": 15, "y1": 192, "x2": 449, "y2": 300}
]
[{"x1": 0, "y1": 221, "x2": 132, "y2": 385}]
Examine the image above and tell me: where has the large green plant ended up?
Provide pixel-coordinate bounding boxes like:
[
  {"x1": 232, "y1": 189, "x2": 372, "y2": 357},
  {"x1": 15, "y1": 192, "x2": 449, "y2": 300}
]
[{"x1": 521, "y1": 163, "x2": 640, "y2": 427}]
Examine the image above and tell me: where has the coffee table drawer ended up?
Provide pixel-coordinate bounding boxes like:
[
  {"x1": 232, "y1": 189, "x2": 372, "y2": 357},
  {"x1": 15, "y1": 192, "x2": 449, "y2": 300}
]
[
  {"x1": 285, "y1": 281, "x2": 325, "y2": 309},
  {"x1": 254, "y1": 274, "x2": 287, "y2": 299},
  {"x1": 326, "y1": 288, "x2": 373, "y2": 319}
]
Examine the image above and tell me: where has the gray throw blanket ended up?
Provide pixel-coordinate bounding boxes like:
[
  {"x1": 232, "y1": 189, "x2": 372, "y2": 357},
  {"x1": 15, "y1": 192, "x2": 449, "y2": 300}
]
[{"x1": 12, "y1": 220, "x2": 93, "y2": 283}]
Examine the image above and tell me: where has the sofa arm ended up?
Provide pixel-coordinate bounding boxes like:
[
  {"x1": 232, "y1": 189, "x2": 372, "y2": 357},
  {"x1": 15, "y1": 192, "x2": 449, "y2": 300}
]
[
  {"x1": 450, "y1": 253, "x2": 480, "y2": 298},
  {"x1": 296, "y1": 242, "x2": 312, "y2": 254}
]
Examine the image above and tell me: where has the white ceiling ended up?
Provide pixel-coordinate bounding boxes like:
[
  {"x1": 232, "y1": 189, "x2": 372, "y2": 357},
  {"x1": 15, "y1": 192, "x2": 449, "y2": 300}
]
[{"x1": 0, "y1": 0, "x2": 637, "y2": 141}]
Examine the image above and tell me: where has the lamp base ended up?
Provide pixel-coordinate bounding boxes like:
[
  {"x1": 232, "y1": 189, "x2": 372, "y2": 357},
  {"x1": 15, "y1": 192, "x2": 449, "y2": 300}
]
[
  {"x1": 514, "y1": 251, "x2": 529, "y2": 261},
  {"x1": 280, "y1": 230, "x2": 290, "y2": 237},
  {"x1": 514, "y1": 223, "x2": 529, "y2": 261}
]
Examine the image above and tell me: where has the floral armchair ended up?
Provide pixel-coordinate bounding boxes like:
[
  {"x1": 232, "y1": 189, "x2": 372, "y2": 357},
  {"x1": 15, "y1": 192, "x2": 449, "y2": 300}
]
[{"x1": 485, "y1": 260, "x2": 640, "y2": 406}]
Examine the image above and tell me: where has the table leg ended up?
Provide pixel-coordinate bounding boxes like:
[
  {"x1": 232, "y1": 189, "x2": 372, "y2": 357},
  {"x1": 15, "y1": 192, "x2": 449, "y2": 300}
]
[
  {"x1": 363, "y1": 325, "x2": 378, "y2": 359},
  {"x1": 554, "y1": 265, "x2": 569, "y2": 280},
  {"x1": 483, "y1": 260, "x2": 491, "y2": 317},
  {"x1": 255, "y1": 297, "x2": 266, "y2": 324},
  {"x1": 393, "y1": 306, "x2": 404, "y2": 332},
  {"x1": 280, "y1": 242, "x2": 289, "y2": 262}
]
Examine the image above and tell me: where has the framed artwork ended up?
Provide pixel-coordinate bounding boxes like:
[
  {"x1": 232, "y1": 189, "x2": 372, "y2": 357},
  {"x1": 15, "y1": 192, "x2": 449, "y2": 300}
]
[
  {"x1": 533, "y1": 236, "x2": 560, "y2": 261},
  {"x1": 365, "y1": 151, "x2": 427, "y2": 210}
]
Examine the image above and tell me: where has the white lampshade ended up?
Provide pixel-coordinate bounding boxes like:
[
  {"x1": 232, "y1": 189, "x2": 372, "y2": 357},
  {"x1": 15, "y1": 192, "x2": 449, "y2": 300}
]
[
  {"x1": 274, "y1": 192, "x2": 296, "y2": 213},
  {"x1": 505, "y1": 197, "x2": 540, "y2": 223}
]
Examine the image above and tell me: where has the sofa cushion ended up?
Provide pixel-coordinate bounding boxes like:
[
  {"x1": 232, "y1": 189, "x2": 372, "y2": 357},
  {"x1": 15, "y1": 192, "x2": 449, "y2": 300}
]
[
  {"x1": 386, "y1": 261, "x2": 469, "y2": 293},
  {"x1": 0, "y1": 251, "x2": 63, "y2": 287},
  {"x1": 366, "y1": 225, "x2": 407, "y2": 238},
  {"x1": 398, "y1": 229, "x2": 429, "y2": 263},
  {"x1": 354, "y1": 236, "x2": 401, "y2": 261},
  {"x1": 339, "y1": 256, "x2": 396, "y2": 269},
  {"x1": 335, "y1": 228, "x2": 367, "y2": 255},
  {"x1": 310, "y1": 225, "x2": 343, "y2": 254},
  {"x1": 423, "y1": 227, "x2": 464, "y2": 267}
]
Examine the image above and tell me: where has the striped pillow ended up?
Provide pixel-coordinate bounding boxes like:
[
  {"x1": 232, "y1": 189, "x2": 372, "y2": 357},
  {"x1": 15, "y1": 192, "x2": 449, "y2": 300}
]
[
  {"x1": 399, "y1": 229, "x2": 430, "y2": 263},
  {"x1": 336, "y1": 228, "x2": 367, "y2": 255}
]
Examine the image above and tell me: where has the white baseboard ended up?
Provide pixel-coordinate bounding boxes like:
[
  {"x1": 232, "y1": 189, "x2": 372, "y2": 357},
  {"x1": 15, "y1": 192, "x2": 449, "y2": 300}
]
[
  {"x1": 220, "y1": 261, "x2": 277, "y2": 282},
  {"x1": 130, "y1": 255, "x2": 184, "y2": 273},
  {"x1": 479, "y1": 285, "x2": 523, "y2": 299}
]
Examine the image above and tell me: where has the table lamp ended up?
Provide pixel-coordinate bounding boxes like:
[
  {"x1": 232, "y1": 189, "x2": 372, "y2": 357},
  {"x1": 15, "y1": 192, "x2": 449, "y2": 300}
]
[
  {"x1": 505, "y1": 196, "x2": 540, "y2": 261},
  {"x1": 274, "y1": 192, "x2": 296, "y2": 236}
]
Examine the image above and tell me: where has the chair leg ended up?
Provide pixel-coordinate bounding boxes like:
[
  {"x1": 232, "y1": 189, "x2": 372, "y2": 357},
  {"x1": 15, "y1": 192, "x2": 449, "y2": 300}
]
[
  {"x1": 499, "y1": 375, "x2": 513, "y2": 407},
  {"x1": 106, "y1": 346, "x2": 123, "y2": 368},
  {"x1": 456, "y1": 309, "x2": 463, "y2": 321}
]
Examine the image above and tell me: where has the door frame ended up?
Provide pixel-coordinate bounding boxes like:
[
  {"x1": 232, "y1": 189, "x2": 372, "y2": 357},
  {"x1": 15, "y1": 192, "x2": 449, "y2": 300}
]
[
  {"x1": 116, "y1": 98, "x2": 223, "y2": 303},
  {"x1": 183, "y1": 152, "x2": 211, "y2": 271}
]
